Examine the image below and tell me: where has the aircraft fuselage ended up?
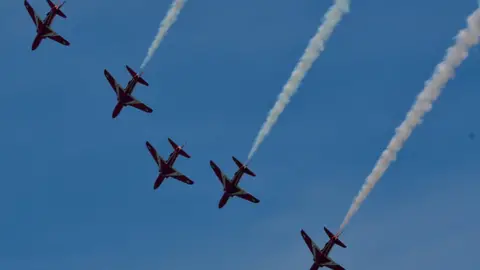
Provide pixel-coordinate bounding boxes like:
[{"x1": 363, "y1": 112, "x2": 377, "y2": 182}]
[
  {"x1": 42, "y1": 11, "x2": 56, "y2": 28},
  {"x1": 321, "y1": 239, "x2": 335, "y2": 256},
  {"x1": 165, "y1": 151, "x2": 180, "y2": 168},
  {"x1": 31, "y1": 11, "x2": 56, "y2": 50},
  {"x1": 155, "y1": 148, "x2": 182, "y2": 187},
  {"x1": 124, "y1": 77, "x2": 139, "y2": 96},
  {"x1": 311, "y1": 239, "x2": 335, "y2": 266},
  {"x1": 224, "y1": 180, "x2": 241, "y2": 195},
  {"x1": 230, "y1": 170, "x2": 245, "y2": 186}
]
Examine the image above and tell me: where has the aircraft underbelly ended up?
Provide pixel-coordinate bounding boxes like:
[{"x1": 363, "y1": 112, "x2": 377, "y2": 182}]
[{"x1": 314, "y1": 255, "x2": 329, "y2": 265}]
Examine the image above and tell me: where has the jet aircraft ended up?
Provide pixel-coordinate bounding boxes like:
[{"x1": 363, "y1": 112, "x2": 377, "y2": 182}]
[
  {"x1": 146, "y1": 138, "x2": 194, "y2": 190},
  {"x1": 104, "y1": 65, "x2": 153, "y2": 118},
  {"x1": 210, "y1": 157, "x2": 260, "y2": 208},
  {"x1": 301, "y1": 227, "x2": 347, "y2": 270},
  {"x1": 24, "y1": 0, "x2": 70, "y2": 50}
]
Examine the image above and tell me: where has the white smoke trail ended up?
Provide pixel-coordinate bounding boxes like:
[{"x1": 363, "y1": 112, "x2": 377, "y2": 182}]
[
  {"x1": 339, "y1": 8, "x2": 480, "y2": 232},
  {"x1": 140, "y1": 0, "x2": 186, "y2": 70},
  {"x1": 247, "y1": 0, "x2": 350, "y2": 161}
]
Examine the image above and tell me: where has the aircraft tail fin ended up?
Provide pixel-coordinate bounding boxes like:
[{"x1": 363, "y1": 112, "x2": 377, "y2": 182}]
[
  {"x1": 324, "y1": 227, "x2": 347, "y2": 248},
  {"x1": 232, "y1": 156, "x2": 255, "y2": 176},
  {"x1": 47, "y1": 0, "x2": 67, "y2": 18},
  {"x1": 168, "y1": 138, "x2": 190, "y2": 158},
  {"x1": 126, "y1": 65, "x2": 149, "y2": 86}
]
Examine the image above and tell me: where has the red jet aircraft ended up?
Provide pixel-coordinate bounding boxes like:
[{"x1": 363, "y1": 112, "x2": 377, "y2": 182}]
[
  {"x1": 24, "y1": 0, "x2": 70, "y2": 50},
  {"x1": 104, "y1": 65, "x2": 153, "y2": 118},
  {"x1": 301, "y1": 227, "x2": 347, "y2": 270},
  {"x1": 146, "y1": 138, "x2": 194, "y2": 190},
  {"x1": 210, "y1": 157, "x2": 260, "y2": 208}
]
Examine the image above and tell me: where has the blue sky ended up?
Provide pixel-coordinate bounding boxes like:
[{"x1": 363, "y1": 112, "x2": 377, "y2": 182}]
[{"x1": 0, "y1": 0, "x2": 479, "y2": 269}]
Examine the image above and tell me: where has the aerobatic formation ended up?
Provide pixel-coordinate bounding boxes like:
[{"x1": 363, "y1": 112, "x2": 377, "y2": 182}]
[{"x1": 22, "y1": 0, "x2": 480, "y2": 269}]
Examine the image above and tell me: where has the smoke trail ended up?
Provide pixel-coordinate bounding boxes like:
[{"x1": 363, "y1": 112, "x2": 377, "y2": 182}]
[
  {"x1": 339, "y1": 8, "x2": 480, "y2": 232},
  {"x1": 140, "y1": 0, "x2": 186, "y2": 70},
  {"x1": 247, "y1": 0, "x2": 350, "y2": 161}
]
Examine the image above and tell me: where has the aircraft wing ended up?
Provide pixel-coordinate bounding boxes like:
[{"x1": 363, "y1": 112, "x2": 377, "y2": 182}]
[
  {"x1": 41, "y1": 26, "x2": 69, "y2": 46},
  {"x1": 146, "y1": 141, "x2": 160, "y2": 166},
  {"x1": 210, "y1": 161, "x2": 230, "y2": 185},
  {"x1": 166, "y1": 169, "x2": 194, "y2": 185},
  {"x1": 301, "y1": 230, "x2": 317, "y2": 255},
  {"x1": 104, "y1": 70, "x2": 122, "y2": 93},
  {"x1": 234, "y1": 189, "x2": 260, "y2": 204},
  {"x1": 124, "y1": 95, "x2": 153, "y2": 113},
  {"x1": 323, "y1": 258, "x2": 345, "y2": 270},
  {"x1": 158, "y1": 156, "x2": 193, "y2": 185},
  {"x1": 47, "y1": 32, "x2": 70, "y2": 46},
  {"x1": 24, "y1": 0, "x2": 42, "y2": 26}
]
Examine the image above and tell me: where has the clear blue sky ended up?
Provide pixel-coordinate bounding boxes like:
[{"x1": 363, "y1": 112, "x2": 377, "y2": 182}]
[{"x1": 0, "y1": 0, "x2": 478, "y2": 269}]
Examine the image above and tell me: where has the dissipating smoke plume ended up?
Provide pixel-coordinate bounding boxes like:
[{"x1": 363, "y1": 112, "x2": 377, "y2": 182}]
[
  {"x1": 339, "y1": 8, "x2": 480, "y2": 232},
  {"x1": 140, "y1": 0, "x2": 186, "y2": 70},
  {"x1": 247, "y1": 0, "x2": 350, "y2": 161}
]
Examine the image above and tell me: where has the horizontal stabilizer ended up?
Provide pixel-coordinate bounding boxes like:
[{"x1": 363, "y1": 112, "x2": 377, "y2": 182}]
[
  {"x1": 47, "y1": 0, "x2": 55, "y2": 8},
  {"x1": 56, "y1": 8, "x2": 67, "y2": 18},
  {"x1": 232, "y1": 156, "x2": 255, "y2": 176},
  {"x1": 324, "y1": 227, "x2": 347, "y2": 248},
  {"x1": 126, "y1": 65, "x2": 148, "y2": 86},
  {"x1": 47, "y1": 0, "x2": 67, "y2": 18},
  {"x1": 168, "y1": 138, "x2": 190, "y2": 158}
]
